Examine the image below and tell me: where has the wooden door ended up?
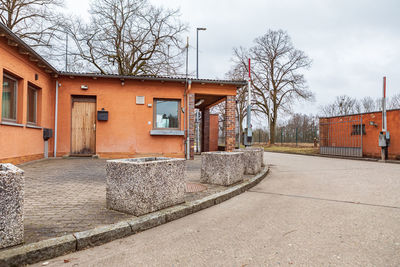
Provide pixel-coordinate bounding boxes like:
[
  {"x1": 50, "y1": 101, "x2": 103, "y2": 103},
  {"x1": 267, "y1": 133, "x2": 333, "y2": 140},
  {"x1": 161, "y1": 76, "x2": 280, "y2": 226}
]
[{"x1": 71, "y1": 97, "x2": 96, "y2": 155}]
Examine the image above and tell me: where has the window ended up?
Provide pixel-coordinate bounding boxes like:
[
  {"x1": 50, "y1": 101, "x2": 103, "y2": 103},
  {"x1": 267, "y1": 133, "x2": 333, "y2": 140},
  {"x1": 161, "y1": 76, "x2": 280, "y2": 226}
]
[
  {"x1": 154, "y1": 99, "x2": 180, "y2": 129},
  {"x1": 351, "y1": 124, "x2": 366, "y2": 135},
  {"x1": 27, "y1": 85, "x2": 38, "y2": 124},
  {"x1": 2, "y1": 74, "x2": 17, "y2": 121}
]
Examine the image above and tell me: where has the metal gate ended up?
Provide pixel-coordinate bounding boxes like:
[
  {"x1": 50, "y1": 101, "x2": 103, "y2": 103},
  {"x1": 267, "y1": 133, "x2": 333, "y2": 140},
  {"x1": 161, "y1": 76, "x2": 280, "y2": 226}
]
[{"x1": 319, "y1": 115, "x2": 363, "y2": 157}]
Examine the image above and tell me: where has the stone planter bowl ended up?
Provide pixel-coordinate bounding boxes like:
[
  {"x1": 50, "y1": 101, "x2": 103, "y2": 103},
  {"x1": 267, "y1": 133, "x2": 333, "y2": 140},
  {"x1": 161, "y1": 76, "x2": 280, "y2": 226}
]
[
  {"x1": 200, "y1": 152, "x2": 244, "y2": 186},
  {"x1": 106, "y1": 157, "x2": 185, "y2": 216},
  {"x1": 234, "y1": 147, "x2": 264, "y2": 174},
  {"x1": 0, "y1": 163, "x2": 24, "y2": 248}
]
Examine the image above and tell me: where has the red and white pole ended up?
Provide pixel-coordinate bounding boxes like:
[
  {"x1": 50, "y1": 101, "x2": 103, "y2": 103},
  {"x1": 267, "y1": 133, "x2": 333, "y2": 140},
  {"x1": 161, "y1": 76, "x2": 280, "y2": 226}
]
[
  {"x1": 382, "y1": 76, "x2": 387, "y2": 132},
  {"x1": 246, "y1": 58, "x2": 252, "y2": 146}
]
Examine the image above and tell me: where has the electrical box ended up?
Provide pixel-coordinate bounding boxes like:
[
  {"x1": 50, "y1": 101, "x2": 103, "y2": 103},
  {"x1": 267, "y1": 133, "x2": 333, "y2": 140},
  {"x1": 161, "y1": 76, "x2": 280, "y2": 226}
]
[
  {"x1": 379, "y1": 131, "x2": 390, "y2": 147},
  {"x1": 244, "y1": 128, "x2": 253, "y2": 146},
  {"x1": 43, "y1": 128, "x2": 53, "y2": 141},
  {"x1": 97, "y1": 110, "x2": 109, "y2": 121}
]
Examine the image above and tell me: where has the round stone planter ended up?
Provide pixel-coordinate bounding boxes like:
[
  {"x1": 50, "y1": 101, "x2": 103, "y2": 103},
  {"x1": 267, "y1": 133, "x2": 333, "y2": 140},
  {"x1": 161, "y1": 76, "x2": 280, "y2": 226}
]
[
  {"x1": 0, "y1": 163, "x2": 24, "y2": 248},
  {"x1": 200, "y1": 152, "x2": 244, "y2": 186},
  {"x1": 234, "y1": 147, "x2": 264, "y2": 174},
  {"x1": 106, "y1": 157, "x2": 185, "y2": 216}
]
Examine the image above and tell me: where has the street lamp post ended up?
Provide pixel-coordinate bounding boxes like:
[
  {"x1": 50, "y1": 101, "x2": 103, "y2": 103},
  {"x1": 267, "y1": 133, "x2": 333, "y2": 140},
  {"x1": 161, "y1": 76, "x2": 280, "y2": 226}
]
[{"x1": 196, "y1": 27, "x2": 206, "y2": 79}]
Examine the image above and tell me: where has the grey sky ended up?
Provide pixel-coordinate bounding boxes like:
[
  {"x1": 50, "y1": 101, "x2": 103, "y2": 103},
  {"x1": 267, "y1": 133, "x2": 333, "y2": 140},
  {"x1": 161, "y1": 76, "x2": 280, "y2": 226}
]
[{"x1": 65, "y1": 0, "x2": 400, "y2": 118}]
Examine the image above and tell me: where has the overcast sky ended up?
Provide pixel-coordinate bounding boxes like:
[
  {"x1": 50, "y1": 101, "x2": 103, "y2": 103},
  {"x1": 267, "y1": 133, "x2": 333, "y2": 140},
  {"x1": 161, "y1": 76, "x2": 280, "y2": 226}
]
[{"x1": 65, "y1": 0, "x2": 400, "y2": 118}]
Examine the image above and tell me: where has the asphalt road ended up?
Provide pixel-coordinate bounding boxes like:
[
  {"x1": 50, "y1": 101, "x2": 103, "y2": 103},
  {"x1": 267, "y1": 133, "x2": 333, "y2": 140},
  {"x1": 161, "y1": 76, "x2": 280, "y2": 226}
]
[{"x1": 33, "y1": 153, "x2": 400, "y2": 266}]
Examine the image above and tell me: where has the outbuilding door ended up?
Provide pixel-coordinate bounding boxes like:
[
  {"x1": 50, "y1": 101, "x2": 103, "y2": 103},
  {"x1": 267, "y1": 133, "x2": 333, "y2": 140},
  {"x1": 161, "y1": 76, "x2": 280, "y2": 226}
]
[{"x1": 71, "y1": 96, "x2": 96, "y2": 155}]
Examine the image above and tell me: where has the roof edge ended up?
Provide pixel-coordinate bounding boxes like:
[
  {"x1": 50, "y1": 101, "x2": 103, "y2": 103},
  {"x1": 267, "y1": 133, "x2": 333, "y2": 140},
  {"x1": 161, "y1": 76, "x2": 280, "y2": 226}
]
[
  {"x1": 58, "y1": 72, "x2": 247, "y2": 87},
  {"x1": 319, "y1": 108, "x2": 400, "y2": 119},
  {"x1": 0, "y1": 23, "x2": 58, "y2": 73}
]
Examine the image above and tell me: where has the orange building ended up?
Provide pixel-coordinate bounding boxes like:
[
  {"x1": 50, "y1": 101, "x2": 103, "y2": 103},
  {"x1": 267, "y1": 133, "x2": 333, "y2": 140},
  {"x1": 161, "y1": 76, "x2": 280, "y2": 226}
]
[
  {"x1": 0, "y1": 23, "x2": 245, "y2": 164},
  {"x1": 319, "y1": 109, "x2": 400, "y2": 159}
]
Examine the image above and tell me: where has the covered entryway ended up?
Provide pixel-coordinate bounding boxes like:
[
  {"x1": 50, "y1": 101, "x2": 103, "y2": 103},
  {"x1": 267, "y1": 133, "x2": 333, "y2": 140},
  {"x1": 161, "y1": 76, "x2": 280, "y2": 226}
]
[
  {"x1": 189, "y1": 93, "x2": 236, "y2": 157},
  {"x1": 71, "y1": 96, "x2": 96, "y2": 155}
]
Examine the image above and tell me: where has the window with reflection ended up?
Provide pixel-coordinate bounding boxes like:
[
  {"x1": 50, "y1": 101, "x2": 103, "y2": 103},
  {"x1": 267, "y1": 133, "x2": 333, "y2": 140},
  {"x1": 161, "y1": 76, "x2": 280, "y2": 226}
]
[
  {"x1": 154, "y1": 99, "x2": 180, "y2": 129},
  {"x1": 2, "y1": 74, "x2": 17, "y2": 121},
  {"x1": 27, "y1": 85, "x2": 38, "y2": 124}
]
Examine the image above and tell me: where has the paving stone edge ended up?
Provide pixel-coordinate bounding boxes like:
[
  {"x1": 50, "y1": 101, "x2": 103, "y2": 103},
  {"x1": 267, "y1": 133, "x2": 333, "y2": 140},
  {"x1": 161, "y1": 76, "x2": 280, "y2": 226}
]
[{"x1": 0, "y1": 167, "x2": 269, "y2": 267}]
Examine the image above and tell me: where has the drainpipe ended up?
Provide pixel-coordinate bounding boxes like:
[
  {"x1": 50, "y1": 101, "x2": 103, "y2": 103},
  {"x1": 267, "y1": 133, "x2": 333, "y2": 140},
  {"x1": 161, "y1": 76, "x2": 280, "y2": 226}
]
[
  {"x1": 184, "y1": 36, "x2": 190, "y2": 160},
  {"x1": 186, "y1": 80, "x2": 192, "y2": 160},
  {"x1": 53, "y1": 80, "x2": 59, "y2": 157}
]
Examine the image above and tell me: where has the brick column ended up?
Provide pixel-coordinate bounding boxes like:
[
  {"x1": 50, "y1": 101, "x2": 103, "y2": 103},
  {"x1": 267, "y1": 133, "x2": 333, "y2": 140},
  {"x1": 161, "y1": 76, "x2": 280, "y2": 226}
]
[
  {"x1": 188, "y1": 93, "x2": 195, "y2": 159},
  {"x1": 202, "y1": 108, "x2": 210, "y2": 152},
  {"x1": 225, "y1": 95, "x2": 236, "y2": 152}
]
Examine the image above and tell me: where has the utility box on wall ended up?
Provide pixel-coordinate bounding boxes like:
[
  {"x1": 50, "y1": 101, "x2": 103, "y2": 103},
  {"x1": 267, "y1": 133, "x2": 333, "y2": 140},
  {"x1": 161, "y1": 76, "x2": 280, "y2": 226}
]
[
  {"x1": 43, "y1": 128, "x2": 53, "y2": 140},
  {"x1": 97, "y1": 109, "x2": 109, "y2": 121}
]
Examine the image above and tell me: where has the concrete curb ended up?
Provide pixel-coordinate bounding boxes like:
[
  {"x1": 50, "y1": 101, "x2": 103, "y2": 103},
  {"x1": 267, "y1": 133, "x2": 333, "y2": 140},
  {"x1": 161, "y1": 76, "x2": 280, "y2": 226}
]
[
  {"x1": 263, "y1": 149, "x2": 400, "y2": 164},
  {"x1": 0, "y1": 167, "x2": 269, "y2": 266}
]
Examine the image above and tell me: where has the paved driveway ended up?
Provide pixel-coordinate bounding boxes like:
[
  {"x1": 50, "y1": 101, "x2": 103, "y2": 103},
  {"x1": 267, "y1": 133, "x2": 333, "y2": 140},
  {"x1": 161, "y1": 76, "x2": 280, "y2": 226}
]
[
  {"x1": 22, "y1": 157, "x2": 224, "y2": 243},
  {"x1": 34, "y1": 153, "x2": 400, "y2": 266}
]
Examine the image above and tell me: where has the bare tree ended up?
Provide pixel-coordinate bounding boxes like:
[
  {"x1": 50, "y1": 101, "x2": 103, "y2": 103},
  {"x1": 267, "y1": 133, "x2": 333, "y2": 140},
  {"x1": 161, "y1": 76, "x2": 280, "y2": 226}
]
[
  {"x1": 0, "y1": 0, "x2": 63, "y2": 47},
  {"x1": 232, "y1": 30, "x2": 313, "y2": 144},
  {"x1": 65, "y1": 0, "x2": 186, "y2": 75},
  {"x1": 360, "y1": 96, "x2": 377, "y2": 112},
  {"x1": 319, "y1": 95, "x2": 359, "y2": 117},
  {"x1": 388, "y1": 93, "x2": 400, "y2": 109}
]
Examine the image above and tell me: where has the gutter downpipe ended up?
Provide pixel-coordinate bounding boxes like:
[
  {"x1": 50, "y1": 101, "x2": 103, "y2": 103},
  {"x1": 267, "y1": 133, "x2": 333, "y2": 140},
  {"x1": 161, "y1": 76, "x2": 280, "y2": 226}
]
[
  {"x1": 186, "y1": 80, "x2": 192, "y2": 160},
  {"x1": 184, "y1": 37, "x2": 190, "y2": 160},
  {"x1": 54, "y1": 80, "x2": 59, "y2": 157}
]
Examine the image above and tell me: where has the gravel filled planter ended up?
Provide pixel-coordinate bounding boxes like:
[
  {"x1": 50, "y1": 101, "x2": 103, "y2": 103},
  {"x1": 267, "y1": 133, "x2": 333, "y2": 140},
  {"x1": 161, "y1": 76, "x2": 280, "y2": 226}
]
[
  {"x1": 106, "y1": 157, "x2": 185, "y2": 216},
  {"x1": 0, "y1": 163, "x2": 24, "y2": 248},
  {"x1": 234, "y1": 147, "x2": 264, "y2": 174},
  {"x1": 200, "y1": 152, "x2": 244, "y2": 186}
]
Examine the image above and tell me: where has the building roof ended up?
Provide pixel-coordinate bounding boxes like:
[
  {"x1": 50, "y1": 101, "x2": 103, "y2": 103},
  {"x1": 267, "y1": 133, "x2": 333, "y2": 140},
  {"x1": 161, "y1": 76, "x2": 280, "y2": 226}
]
[
  {"x1": 0, "y1": 23, "x2": 58, "y2": 74},
  {"x1": 319, "y1": 108, "x2": 400, "y2": 119},
  {"x1": 58, "y1": 72, "x2": 247, "y2": 87},
  {"x1": 0, "y1": 22, "x2": 246, "y2": 87}
]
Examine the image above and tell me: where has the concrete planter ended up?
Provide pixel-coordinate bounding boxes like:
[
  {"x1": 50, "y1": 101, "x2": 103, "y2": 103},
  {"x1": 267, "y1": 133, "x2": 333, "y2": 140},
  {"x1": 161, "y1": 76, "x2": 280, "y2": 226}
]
[
  {"x1": 106, "y1": 157, "x2": 185, "y2": 216},
  {"x1": 234, "y1": 147, "x2": 264, "y2": 174},
  {"x1": 0, "y1": 163, "x2": 24, "y2": 248},
  {"x1": 200, "y1": 152, "x2": 244, "y2": 186}
]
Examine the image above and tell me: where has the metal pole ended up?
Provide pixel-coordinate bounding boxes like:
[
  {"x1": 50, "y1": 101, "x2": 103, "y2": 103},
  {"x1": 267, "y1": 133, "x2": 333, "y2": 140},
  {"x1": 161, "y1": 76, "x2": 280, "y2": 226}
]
[
  {"x1": 296, "y1": 128, "x2": 298, "y2": 147},
  {"x1": 360, "y1": 115, "x2": 363, "y2": 157},
  {"x1": 53, "y1": 80, "x2": 59, "y2": 157},
  {"x1": 196, "y1": 28, "x2": 206, "y2": 79},
  {"x1": 196, "y1": 29, "x2": 198, "y2": 79},
  {"x1": 185, "y1": 37, "x2": 190, "y2": 160},
  {"x1": 382, "y1": 76, "x2": 387, "y2": 132},
  {"x1": 65, "y1": 32, "x2": 68, "y2": 72},
  {"x1": 246, "y1": 58, "x2": 252, "y2": 147}
]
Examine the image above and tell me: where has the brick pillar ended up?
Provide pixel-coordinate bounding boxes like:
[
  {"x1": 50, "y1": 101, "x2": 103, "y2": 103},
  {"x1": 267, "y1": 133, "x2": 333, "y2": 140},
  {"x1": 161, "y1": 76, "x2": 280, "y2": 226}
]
[
  {"x1": 202, "y1": 108, "x2": 210, "y2": 152},
  {"x1": 225, "y1": 95, "x2": 236, "y2": 152},
  {"x1": 188, "y1": 93, "x2": 195, "y2": 159}
]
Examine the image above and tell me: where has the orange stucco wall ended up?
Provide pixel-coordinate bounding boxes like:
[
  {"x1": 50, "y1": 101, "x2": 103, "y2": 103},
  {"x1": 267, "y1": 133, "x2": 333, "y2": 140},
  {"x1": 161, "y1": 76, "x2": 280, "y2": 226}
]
[
  {"x1": 0, "y1": 33, "x2": 238, "y2": 163},
  {"x1": 0, "y1": 37, "x2": 55, "y2": 164},
  {"x1": 320, "y1": 109, "x2": 400, "y2": 159},
  {"x1": 57, "y1": 76, "x2": 237, "y2": 158}
]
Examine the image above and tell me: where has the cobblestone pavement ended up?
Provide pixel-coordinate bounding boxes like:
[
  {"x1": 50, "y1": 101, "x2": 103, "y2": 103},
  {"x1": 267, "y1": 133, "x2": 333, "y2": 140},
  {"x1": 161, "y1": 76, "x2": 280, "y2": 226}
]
[{"x1": 20, "y1": 156, "x2": 227, "y2": 244}]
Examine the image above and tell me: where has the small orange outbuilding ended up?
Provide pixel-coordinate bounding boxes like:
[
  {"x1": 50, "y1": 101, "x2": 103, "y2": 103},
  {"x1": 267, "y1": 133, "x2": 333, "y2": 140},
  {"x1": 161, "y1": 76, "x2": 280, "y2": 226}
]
[
  {"x1": 0, "y1": 23, "x2": 245, "y2": 164},
  {"x1": 319, "y1": 109, "x2": 400, "y2": 160}
]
